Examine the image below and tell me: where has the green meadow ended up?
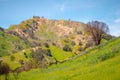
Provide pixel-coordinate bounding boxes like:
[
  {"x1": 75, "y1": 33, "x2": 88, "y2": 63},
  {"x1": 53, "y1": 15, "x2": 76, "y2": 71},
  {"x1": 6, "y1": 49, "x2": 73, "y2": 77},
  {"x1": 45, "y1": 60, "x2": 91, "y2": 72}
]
[{"x1": 2, "y1": 37, "x2": 119, "y2": 80}]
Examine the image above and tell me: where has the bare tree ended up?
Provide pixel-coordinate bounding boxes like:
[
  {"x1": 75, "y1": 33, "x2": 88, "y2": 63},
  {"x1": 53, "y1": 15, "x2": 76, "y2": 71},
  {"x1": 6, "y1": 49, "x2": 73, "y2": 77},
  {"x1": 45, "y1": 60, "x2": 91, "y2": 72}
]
[{"x1": 87, "y1": 21, "x2": 109, "y2": 45}]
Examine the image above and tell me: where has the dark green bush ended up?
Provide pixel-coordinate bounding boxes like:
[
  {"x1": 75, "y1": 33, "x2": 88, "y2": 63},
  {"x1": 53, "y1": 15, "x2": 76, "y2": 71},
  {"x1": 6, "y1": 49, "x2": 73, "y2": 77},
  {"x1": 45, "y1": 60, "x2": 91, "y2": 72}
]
[
  {"x1": 19, "y1": 60, "x2": 24, "y2": 65},
  {"x1": 0, "y1": 61, "x2": 11, "y2": 74},
  {"x1": 43, "y1": 43, "x2": 49, "y2": 48},
  {"x1": 64, "y1": 39, "x2": 69, "y2": 43},
  {"x1": 52, "y1": 42, "x2": 56, "y2": 46},
  {"x1": 45, "y1": 49, "x2": 52, "y2": 57},
  {"x1": 78, "y1": 47, "x2": 83, "y2": 51},
  {"x1": 30, "y1": 48, "x2": 44, "y2": 62},
  {"x1": 63, "y1": 45, "x2": 72, "y2": 52},
  {"x1": 24, "y1": 52, "x2": 28, "y2": 58},
  {"x1": 0, "y1": 61, "x2": 11, "y2": 80},
  {"x1": 10, "y1": 55, "x2": 15, "y2": 61}
]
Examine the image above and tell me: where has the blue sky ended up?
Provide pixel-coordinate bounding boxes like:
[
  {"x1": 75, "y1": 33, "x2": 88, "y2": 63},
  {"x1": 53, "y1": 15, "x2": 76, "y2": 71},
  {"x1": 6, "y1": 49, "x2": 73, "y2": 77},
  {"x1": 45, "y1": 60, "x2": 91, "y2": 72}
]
[{"x1": 0, "y1": 0, "x2": 120, "y2": 36}]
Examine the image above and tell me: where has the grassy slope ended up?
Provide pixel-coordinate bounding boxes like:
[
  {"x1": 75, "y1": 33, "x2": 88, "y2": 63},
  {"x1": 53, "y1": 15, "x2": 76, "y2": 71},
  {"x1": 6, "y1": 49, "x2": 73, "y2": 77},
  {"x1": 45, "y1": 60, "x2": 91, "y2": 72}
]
[
  {"x1": 16, "y1": 37, "x2": 120, "y2": 80},
  {"x1": 0, "y1": 30, "x2": 30, "y2": 57},
  {"x1": 50, "y1": 46, "x2": 74, "y2": 61},
  {"x1": 2, "y1": 49, "x2": 32, "y2": 70},
  {"x1": 2, "y1": 45, "x2": 73, "y2": 70}
]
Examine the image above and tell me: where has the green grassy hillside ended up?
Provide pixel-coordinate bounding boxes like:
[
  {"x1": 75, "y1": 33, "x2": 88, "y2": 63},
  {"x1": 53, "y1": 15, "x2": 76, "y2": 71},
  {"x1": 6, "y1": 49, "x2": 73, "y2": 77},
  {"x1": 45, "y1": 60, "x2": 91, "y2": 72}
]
[
  {"x1": 0, "y1": 17, "x2": 88, "y2": 57},
  {"x1": 1, "y1": 45, "x2": 74, "y2": 70},
  {"x1": 0, "y1": 30, "x2": 30, "y2": 57},
  {"x1": 13, "y1": 37, "x2": 120, "y2": 80},
  {"x1": 0, "y1": 17, "x2": 116, "y2": 80}
]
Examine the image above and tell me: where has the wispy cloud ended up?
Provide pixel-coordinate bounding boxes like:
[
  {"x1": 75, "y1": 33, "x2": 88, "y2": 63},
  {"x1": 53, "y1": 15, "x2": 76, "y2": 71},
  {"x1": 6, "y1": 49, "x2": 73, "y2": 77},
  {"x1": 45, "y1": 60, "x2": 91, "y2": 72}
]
[
  {"x1": 110, "y1": 29, "x2": 120, "y2": 37},
  {"x1": 110, "y1": 23, "x2": 120, "y2": 37},
  {"x1": 60, "y1": 4, "x2": 65, "y2": 12},
  {"x1": 59, "y1": 0, "x2": 68, "y2": 12},
  {"x1": 114, "y1": 18, "x2": 120, "y2": 23}
]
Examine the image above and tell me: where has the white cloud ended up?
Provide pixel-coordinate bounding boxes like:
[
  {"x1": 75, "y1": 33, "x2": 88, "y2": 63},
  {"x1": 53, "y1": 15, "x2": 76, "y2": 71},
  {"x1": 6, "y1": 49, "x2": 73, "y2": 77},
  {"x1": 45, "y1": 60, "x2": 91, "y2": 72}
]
[
  {"x1": 111, "y1": 18, "x2": 120, "y2": 36},
  {"x1": 59, "y1": 0, "x2": 68, "y2": 12},
  {"x1": 114, "y1": 18, "x2": 120, "y2": 23},
  {"x1": 60, "y1": 4, "x2": 65, "y2": 12},
  {"x1": 110, "y1": 30, "x2": 120, "y2": 37},
  {"x1": 109, "y1": 25, "x2": 120, "y2": 37}
]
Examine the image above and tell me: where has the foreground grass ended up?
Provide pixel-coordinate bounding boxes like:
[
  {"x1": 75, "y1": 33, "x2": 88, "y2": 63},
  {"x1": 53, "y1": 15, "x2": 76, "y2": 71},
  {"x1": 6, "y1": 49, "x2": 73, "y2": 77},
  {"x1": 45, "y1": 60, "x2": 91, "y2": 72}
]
[
  {"x1": 1, "y1": 37, "x2": 120, "y2": 80},
  {"x1": 18, "y1": 55, "x2": 120, "y2": 80},
  {"x1": 15, "y1": 37, "x2": 120, "y2": 80}
]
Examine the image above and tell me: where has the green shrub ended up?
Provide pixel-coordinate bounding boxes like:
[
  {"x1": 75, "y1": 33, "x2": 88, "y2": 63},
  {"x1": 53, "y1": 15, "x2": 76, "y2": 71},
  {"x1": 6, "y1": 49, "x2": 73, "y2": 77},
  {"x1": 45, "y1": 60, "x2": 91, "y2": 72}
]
[
  {"x1": 10, "y1": 55, "x2": 15, "y2": 61},
  {"x1": 64, "y1": 39, "x2": 69, "y2": 43},
  {"x1": 112, "y1": 45, "x2": 120, "y2": 54},
  {"x1": 19, "y1": 60, "x2": 24, "y2": 65},
  {"x1": 97, "y1": 53, "x2": 114, "y2": 61},
  {"x1": 0, "y1": 61, "x2": 11, "y2": 80},
  {"x1": 63, "y1": 45, "x2": 72, "y2": 52},
  {"x1": 45, "y1": 49, "x2": 52, "y2": 57},
  {"x1": 30, "y1": 48, "x2": 44, "y2": 62},
  {"x1": 24, "y1": 52, "x2": 28, "y2": 58},
  {"x1": 78, "y1": 47, "x2": 83, "y2": 51},
  {"x1": 43, "y1": 43, "x2": 49, "y2": 48},
  {"x1": 52, "y1": 42, "x2": 56, "y2": 46}
]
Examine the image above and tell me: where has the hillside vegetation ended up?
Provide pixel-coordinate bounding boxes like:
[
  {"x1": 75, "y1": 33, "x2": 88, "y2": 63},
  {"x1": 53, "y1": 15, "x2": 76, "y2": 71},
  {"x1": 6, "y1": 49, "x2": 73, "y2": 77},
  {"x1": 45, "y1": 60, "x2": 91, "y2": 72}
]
[
  {"x1": 0, "y1": 17, "x2": 92, "y2": 75},
  {"x1": 0, "y1": 17, "x2": 116, "y2": 80},
  {"x1": 13, "y1": 37, "x2": 120, "y2": 80},
  {"x1": 0, "y1": 29, "x2": 29, "y2": 57},
  {"x1": 0, "y1": 17, "x2": 89, "y2": 57},
  {"x1": 0, "y1": 36, "x2": 118, "y2": 80},
  {"x1": 1, "y1": 45, "x2": 74, "y2": 70}
]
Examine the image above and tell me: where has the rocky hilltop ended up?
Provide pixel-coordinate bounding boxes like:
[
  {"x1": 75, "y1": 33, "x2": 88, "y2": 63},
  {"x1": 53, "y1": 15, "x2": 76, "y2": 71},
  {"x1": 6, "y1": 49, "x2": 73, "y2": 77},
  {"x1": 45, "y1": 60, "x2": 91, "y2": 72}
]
[{"x1": 0, "y1": 16, "x2": 92, "y2": 57}]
